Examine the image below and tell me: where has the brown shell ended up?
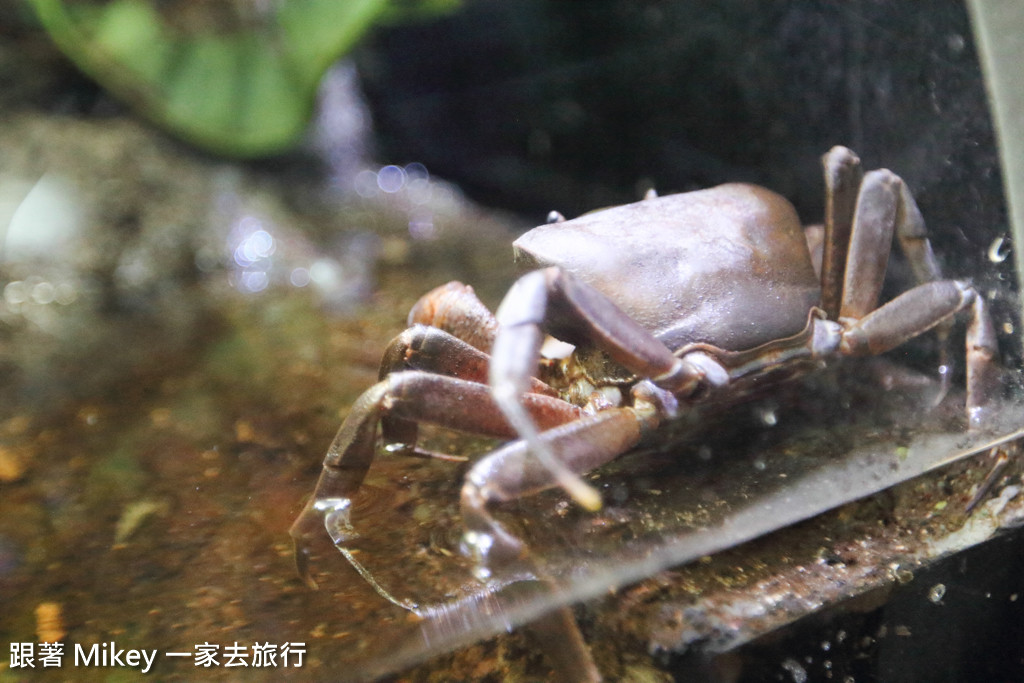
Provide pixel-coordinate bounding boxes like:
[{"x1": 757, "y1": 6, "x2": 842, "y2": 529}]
[{"x1": 514, "y1": 183, "x2": 820, "y2": 351}]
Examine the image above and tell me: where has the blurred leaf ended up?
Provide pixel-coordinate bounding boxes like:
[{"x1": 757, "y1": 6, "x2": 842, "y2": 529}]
[
  {"x1": 378, "y1": 0, "x2": 462, "y2": 24},
  {"x1": 28, "y1": 0, "x2": 390, "y2": 156}
]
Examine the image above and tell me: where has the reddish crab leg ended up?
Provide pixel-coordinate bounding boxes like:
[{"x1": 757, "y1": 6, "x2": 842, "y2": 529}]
[
  {"x1": 386, "y1": 372, "x2": 580, "y2": 435},
  {"x1": 289, "y1": 371, "x2": 582, "y2": 587},
  {"x1": 379, "y1": 323, "x2": 495, "y2": 383},
  {"x1": 407, "y1": 281, "x2": 499, "y2": 353},
  {"x1": 378, "y1": 323, "x2": 556, "y2": 394},
  {"x1": 377, "y1": 323, "x2": 558, "y2": 460}
]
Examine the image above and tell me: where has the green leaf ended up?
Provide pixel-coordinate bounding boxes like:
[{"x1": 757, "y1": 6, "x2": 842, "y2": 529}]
[{"x1": 29, "y1": 0, "x2": 390, "y2": 156}]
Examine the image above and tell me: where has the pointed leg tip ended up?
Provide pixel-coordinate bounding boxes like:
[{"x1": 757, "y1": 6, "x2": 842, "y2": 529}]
[
  {"x1": 292, "y1": 539, "x2": 320, "y2": 591},
  {"x1": 290, "y1": 511, "x2": 321, "y2": 590},
  {"x1": 572, "y1": 482, "x2": 603, "y2": 512}
]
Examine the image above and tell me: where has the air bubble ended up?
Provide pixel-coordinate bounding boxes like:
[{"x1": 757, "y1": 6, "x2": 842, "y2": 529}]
[
  {"x1": 781, "y1": 657, "x2": 808, "y2": 683},
  {"x1": 241, "y1": 229, "x2": 275, "y2": 263},
  {"x1": 309, "y1": 258, "x2": 343, "y2": 288},
  {"x1": 461, "y1": 530, "x2": 494, "y2": 580},
  {"x1": 758, "y1": 407, "x2": 778, "y2": 426},
  {"x1": 407, "y1": 177, "x2": 433, "y2": 205},
  {"x1": 928, "y1": 583, "x2": 946, "y2": 603},
  {"x1": 988, "y1": 236, "x2": 1010, "y2": 263}
]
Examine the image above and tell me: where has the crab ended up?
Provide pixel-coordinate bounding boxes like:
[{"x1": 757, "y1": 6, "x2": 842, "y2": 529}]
[{"x1": 290, "y1": 146, "x2": 999, "y2": 594}]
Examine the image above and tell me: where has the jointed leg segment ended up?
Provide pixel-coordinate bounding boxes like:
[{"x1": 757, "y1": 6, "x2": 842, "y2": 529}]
[
  {"x1": 485, "y1": 266, "x2": 724, "y2": 512},
  {"x1": 821, "y1": 146, "x2": 999, "y2": 420},
  {"x1": 289, "y1": 367, "x2": 583, "y2": 587},
  {"x1": 461, "y1": 405, "x2": 651, "y2": 570}
]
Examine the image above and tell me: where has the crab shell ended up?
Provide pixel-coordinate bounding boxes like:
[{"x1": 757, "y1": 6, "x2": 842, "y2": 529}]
[{"x1": 513, "y1": 184, "x2": 820, "y2": 352}]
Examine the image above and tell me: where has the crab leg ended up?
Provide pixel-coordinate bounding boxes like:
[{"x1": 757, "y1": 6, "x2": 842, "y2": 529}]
[
  {"x1": 488, "y1": 267, "x2": 714, "y2": 510},
  {"x1": 892, "y1": 180, "x2": 944, "y2": 289},
  {"x1": 820, "y1": 146, "x2": 864, "y2": 318},
  {"x1": 840, "y1": 280, "x2": 970, "y2": 355},
  {"x1": 527, "y1": 604, "x2": 603, "y2": 683},
  {"x1": 407, "y1": 281, "x2": 499, "y2": 353},
  {"x1": 492, "y1": 268, "x2": 702, "y2": 393},
  {"x1": 377, "y1": 324, "x2": 559, "y2": 459},
  {"x1": 379, "y1": 323, "x2": 556, "y2": 393},
  {"x1": 824, "y1": 147, "x2": 949, "y2": 319},
  {"x1": 966, "y1": 295, "x2": 1000, "y2": 427},
  {"x1": 829, "y1": 155, "x2": 1001, "y2": 423},
  {"x1": 837, "y1": 281, "x2": 999, "y2": 426},
  {"x1": 290, "y1": 371, "x2": 582, "y2": 587},
  {"x1": 835, "y1": 157, "x2": 961, "y2": 383},
  {"x1": 458, "y1": 402, "x2": 659, "y2": 683},
  {"x1": 839, "y1": 168, "x2": 944, "y2": 317},
  {"x1": 460, "y1": 407, "x2": 650, "y2": 569},
  {"x1": 839, "y1": 168, "x2": 902, "y2": 320}
]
